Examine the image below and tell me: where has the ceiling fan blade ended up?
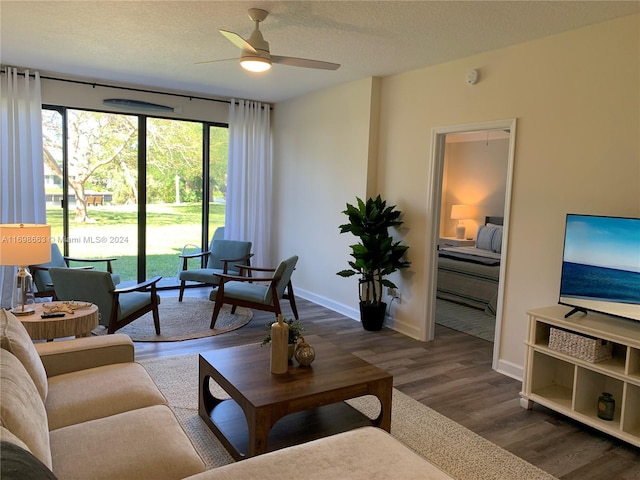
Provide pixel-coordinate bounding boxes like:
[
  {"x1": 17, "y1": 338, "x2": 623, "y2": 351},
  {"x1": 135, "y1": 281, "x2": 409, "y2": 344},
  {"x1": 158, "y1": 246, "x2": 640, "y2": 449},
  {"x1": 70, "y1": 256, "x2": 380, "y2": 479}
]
[
  {"x1": 194, "y1": 57, "x2": 236, "y2": 65},
  {"x1": 219, "y1": 30, "x2": 257, "y2": 54},
  {"x1": 271, "y1": 55, "x2": 340, "y2": 71}
]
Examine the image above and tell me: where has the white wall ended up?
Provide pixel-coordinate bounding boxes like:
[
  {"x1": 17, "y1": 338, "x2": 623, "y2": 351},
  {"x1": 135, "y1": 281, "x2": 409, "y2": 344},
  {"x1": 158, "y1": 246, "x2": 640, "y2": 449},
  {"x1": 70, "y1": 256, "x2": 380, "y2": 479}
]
[
  {"x1": 271, "y1": 78, "x2": 378, "y2": 317},
  {"x1": 441, "y1": 138, "x2": 509, "y2": 238},
  {"x1": 273, "y1": 14, "x2": 640, "y2": 378}
]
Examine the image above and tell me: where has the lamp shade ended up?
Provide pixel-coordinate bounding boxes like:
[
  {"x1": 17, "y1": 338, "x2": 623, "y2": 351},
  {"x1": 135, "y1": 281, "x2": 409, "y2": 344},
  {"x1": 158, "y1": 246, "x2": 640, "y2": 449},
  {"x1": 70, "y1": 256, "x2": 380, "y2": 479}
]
[
  {"x1": 450, "y1": 205, "x2": 473, "y2": 220},
  {"x1": 0, "y1": 224, "x2": 51, "y2": 266}
]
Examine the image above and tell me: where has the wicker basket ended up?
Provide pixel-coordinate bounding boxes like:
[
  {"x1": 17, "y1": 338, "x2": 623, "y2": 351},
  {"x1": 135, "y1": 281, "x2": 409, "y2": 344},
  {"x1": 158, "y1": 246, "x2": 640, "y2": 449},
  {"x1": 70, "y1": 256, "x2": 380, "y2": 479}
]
[{"x1": 548, "y1": 327, "x2": 612, "y2": 363}]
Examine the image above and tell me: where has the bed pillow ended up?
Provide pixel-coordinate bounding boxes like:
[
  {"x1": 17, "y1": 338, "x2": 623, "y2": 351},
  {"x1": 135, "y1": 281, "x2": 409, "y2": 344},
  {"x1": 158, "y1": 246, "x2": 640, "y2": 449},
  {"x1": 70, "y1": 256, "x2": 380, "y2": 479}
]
[
  {"x1": 476, "y1": 224, "x2": 503, "y2": 254},
  {"x1": 491, "y1": 226, "x2": 503, "y2": 254},
  {"x1": 476, "y1": 225, "x2": 496, "y2": 251}
]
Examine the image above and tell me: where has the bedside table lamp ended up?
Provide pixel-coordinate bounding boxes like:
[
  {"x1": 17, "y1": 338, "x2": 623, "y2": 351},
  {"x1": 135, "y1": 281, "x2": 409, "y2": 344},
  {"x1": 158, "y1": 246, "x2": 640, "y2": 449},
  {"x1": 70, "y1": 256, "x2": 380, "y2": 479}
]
[
  {"x1": 450, "y1": 205, "x2": 473, "y2": 240},
  {"x1": 0, "y1": 224, "x2": 51, "y2": 315}
]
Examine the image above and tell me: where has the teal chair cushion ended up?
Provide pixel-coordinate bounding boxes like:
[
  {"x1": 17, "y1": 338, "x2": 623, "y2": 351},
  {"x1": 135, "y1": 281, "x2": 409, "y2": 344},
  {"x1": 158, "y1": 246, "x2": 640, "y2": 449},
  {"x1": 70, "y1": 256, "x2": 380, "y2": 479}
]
[
  {"x1": 49, "y1": 266, "x2": 160, "y2": 335},
  {"x1": 208, "y1": 256, "x2": 298, "y2": 306},
  {"x1": 33, "y1": 244, "x2": 120, "y2": 295},
  {"x1": 179, "y1": 268, "x2": 227, "y2": 284},
  {"x1": 206, "y1": 240, "x2": 253, "y2": 270},
  {"x1": 118, "y1": 292, "x2": 152, "y2": 319},
  {"x1": 49, "y1": 268, "x2": 116, "y2": 327},
  {"x1": 274, "y1": 256, "x2": 298, "y2": 300},
  {"x1": 32, "y1": 244, "x2": 67, "y2": 293},
  {"x1": 179, "y1": 239, "x2": 252, "y2": 286},
  {"x1": 209, "y1": 282, "x2": 269, "y2": 304},
  {"x1": 212, "y1": 226, "x2": 225, "y2": 241}
]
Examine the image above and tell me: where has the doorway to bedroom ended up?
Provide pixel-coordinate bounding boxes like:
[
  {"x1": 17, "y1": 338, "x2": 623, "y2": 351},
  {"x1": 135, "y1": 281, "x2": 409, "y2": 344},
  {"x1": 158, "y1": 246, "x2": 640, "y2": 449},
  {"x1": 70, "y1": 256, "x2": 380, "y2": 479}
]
[
  {"x1": 426, "y1": 119, "x2": 516, "y2": 369},
  {"x1": 435, "y1": 130, "x2": 510, "y2": 343}
]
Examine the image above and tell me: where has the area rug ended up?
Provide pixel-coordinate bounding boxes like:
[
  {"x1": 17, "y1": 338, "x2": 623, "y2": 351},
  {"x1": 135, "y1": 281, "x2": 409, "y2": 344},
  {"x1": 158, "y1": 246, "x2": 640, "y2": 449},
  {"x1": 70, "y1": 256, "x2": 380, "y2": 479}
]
[
  {"x1": 436, "y1": 298, "x2": 495, "y2": 342},
  {"x1": 96, "y1": 298, "x2": 252, "y2": 342},
  {"x1": 140, "y1": 353, "x2": 557, "y2": 480}
]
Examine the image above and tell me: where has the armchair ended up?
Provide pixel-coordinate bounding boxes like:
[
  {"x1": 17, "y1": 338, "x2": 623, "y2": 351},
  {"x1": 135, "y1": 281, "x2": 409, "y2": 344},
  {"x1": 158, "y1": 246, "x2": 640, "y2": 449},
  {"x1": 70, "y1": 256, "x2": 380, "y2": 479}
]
[
  {"x1": 30, "y1": 243, "x2": 120, "y2": 299},
  {"x1": 209, "y1": 255, "x2": 299, "y2": 328},
  {"x1": 48, "y1": 268, "x2": 161, "y2": 334},
  {"x1": 178, "y1": 229, "x2": 252, "y2": 301}
]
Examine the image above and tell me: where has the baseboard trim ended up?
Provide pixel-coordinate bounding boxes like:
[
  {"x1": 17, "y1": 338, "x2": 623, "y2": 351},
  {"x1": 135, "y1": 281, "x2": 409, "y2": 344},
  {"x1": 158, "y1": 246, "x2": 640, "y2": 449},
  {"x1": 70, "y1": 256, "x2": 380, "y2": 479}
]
[
  {"x1": 295, "y1": 288, "x2": 359, "y2": 321},
  {"x1": 296, "y1": 289, "x2": 425, "y2": 341},
  {"x1": 495, "y1": 358, "x2": 523, "y2": 381},
  {"x1": 385, "y1": 317, "x2": 424, "y2": 340}
]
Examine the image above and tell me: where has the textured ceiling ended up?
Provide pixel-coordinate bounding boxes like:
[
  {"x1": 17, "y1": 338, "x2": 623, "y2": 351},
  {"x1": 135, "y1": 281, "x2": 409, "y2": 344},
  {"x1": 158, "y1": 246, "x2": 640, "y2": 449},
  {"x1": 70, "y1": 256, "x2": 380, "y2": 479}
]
[{"x1": 1, "y1": 1, "x2": 638, "y2": 103}]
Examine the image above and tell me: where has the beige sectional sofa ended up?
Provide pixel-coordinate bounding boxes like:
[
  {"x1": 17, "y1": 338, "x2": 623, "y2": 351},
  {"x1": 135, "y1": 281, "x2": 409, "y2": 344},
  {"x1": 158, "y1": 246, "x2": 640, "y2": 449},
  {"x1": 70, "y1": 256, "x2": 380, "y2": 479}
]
[
  {"x1": 0, "y1": 308, "x2": 452, "y2": 480},
  {"x1": 0, "y1": 308, "x2": 206, "y2": 480}
]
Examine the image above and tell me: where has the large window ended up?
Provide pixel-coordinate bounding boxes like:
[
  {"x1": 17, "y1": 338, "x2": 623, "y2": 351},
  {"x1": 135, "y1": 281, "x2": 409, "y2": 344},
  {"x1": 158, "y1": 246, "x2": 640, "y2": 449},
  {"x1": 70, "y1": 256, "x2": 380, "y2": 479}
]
[{"x1": 42, "y1": 106, "x2": 228, "y2": 288}]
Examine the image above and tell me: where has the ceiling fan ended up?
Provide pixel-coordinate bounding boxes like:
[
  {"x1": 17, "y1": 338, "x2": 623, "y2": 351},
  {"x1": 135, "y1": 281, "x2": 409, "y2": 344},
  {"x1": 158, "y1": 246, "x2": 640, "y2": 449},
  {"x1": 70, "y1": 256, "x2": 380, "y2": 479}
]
[{"x1": 203, "y1": 8, "x2": 340, "y2": 73}]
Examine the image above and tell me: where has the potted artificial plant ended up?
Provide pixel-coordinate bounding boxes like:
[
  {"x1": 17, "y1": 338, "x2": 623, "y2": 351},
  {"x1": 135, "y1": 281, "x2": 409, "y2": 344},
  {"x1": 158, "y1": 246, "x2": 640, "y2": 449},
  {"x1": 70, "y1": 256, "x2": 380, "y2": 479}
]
[
  {"x1": 337, "y1": 195, "x2": 410, "y2": 331},
  {"x1": 261, "y1": 317, "x2": 304, "y2": 359}
]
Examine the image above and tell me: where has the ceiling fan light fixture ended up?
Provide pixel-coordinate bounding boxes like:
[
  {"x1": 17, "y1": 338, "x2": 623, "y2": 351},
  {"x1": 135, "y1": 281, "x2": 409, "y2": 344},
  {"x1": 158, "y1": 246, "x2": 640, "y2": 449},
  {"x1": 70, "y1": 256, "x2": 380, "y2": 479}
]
[
  {"x1": 240, "y1": 57, "x2": 271, "y2": 72},
  {"x1": 210, "y1": 8, "x2": 340, "y2": 73}
]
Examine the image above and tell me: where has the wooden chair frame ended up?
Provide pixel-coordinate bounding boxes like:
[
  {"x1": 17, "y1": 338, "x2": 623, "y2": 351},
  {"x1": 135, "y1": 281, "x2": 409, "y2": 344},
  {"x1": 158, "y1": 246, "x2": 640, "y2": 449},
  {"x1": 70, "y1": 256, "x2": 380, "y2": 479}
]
[
  {"x1": 107, "y1": 276, "x2": 162, "y2": 334},
  {"x1": 210, "y1": 263, "x2": 299, "y2": 329},
  {"x1": 178, "y1": 249, "x2": 253, "y2": 301},
  {"x1": 49, "y1": 267, "x2": 161, "y2": 335}
]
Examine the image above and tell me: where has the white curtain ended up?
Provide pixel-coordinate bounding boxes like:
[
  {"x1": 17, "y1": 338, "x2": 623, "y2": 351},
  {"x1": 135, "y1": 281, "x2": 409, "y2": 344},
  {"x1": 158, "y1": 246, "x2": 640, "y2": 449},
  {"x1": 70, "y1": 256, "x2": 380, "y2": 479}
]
[
  {"x1": 225, "y1": 99, "x2": 272, "y2": 267},
  {"x1": 0, "y1": 68, "x2": 46, "y2": 308}
]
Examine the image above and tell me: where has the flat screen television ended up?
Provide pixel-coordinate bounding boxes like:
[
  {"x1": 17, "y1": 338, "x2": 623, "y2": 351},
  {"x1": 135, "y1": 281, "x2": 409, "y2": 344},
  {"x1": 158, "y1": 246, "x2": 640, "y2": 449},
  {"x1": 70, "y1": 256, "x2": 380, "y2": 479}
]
[{"x1": 559, "y1": 214, "x2": 640, "y2": 321}]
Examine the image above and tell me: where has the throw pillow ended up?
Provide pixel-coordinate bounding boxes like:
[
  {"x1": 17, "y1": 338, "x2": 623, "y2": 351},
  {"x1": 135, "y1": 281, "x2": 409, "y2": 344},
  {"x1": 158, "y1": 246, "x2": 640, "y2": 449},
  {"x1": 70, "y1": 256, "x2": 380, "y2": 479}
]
[
  {"x1": 0, "y1": 309, "x2": 48, "y2": 401},
  {"x1": 0, "y1": 441, "x2": 58, "y2": 480},
  {"x1": 0, "y1": 350, "x2": 52, "y2": 468}
]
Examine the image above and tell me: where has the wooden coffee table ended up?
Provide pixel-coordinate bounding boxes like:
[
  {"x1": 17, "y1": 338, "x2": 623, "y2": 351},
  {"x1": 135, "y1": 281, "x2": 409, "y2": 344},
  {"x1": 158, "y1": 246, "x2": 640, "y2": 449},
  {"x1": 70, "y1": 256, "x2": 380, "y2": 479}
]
[
  {"x1": 19, "y1": 302, "x2": 99, "y2": 341},
  {"x1": 198, "y1": 340, "x2": 392, "y2": 460}
]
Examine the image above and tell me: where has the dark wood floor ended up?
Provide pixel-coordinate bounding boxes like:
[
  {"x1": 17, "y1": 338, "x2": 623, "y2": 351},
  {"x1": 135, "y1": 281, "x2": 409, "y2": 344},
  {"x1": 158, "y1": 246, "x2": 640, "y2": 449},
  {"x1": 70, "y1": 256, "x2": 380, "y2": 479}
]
[{"x1": 136, "y1": 288, "x2": 640, "y2": 479}]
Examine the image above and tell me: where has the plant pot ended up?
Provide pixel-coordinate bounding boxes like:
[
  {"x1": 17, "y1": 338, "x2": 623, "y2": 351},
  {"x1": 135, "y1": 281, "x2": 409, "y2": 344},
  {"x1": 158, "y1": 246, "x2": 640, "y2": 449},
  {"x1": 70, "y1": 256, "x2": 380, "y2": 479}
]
[{"x1": 359, "y1": 301, "x2": 387, "y2": 331}]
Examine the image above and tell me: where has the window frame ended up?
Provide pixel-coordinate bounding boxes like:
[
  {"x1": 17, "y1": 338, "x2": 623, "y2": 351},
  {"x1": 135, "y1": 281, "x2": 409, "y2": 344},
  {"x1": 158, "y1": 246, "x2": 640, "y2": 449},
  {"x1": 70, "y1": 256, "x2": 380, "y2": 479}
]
[{"x1": 42, "y1": 104, "x2": 228, "y2": 288}]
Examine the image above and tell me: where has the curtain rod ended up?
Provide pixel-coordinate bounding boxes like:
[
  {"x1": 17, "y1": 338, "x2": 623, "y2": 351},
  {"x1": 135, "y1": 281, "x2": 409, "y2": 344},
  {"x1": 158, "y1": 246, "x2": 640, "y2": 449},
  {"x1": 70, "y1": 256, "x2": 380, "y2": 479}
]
[
  {"x1": 44, "y1": 75, "x2": 233, "y2": 105},
  {"x1": 1, "y1": 68, "x2": 272, "y2": 109},
  {"x1": 0, "y1": 68, "x2": 231, "y2": 105}
]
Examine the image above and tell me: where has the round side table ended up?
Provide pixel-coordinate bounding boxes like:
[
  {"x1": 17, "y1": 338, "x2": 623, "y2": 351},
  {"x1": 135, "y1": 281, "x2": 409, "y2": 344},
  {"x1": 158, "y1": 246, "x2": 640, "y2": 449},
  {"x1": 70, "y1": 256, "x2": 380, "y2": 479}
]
[{"x1": 19, "y1": 302, "x2": 99, "y2": 341}]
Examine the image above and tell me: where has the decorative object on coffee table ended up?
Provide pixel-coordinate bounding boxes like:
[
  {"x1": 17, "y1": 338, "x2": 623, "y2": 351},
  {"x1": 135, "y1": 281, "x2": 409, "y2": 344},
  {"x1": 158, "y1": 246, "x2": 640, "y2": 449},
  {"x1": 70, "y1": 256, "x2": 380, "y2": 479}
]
[
  {"x1": 261, "y1": 317, "x2": 304, "y2": 346},
  {"x1": 262, "y1": 316, "x2": 304, "y2": 360},
  {"x1": 294, "y1": 336, "x2": 315, "y2": 366},
  {"x1": 270, "y1": 315, "x2": 289, "y2": 374}
]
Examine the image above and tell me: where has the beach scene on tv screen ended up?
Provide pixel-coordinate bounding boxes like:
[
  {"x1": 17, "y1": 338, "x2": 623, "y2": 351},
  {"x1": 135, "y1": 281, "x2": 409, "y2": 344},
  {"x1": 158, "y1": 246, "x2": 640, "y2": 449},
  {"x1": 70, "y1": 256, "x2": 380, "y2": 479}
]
[{"x1": 560, "y1": 215, "x2": 640, "y2": 321}]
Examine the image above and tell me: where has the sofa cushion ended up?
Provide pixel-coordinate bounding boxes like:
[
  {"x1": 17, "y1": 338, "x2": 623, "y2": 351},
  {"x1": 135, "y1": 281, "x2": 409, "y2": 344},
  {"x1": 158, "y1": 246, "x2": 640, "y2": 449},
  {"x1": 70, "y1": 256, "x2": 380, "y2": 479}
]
[
  {"x1": 0, "y1": 441, "x2": 58, "y2": 480},
  {"x1": 50, "y1": 404, "x2": 206, "y2": 480},
  {"x1": 0, "y1": 308, "x2": 48, "y2": 401},
  {"x1": 46, "y1": 362, "x2": 167, "y2": 430},
  {"x1": 184, "y1": 427, "x2": 454, "y2": 480},
  {"x1": 35, "y1": 334, "x2": 134, "y2": 377},
  {"x1": 0, "y1": 349, "x2": 52, "y2": 469}
]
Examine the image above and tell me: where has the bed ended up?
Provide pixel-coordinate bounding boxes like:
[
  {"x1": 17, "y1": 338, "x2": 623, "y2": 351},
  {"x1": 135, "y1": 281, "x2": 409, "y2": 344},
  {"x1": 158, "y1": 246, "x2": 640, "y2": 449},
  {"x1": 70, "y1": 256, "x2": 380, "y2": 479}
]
[{"x1": 436, "y1": 217, "x2": 503, "y2": 316}]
